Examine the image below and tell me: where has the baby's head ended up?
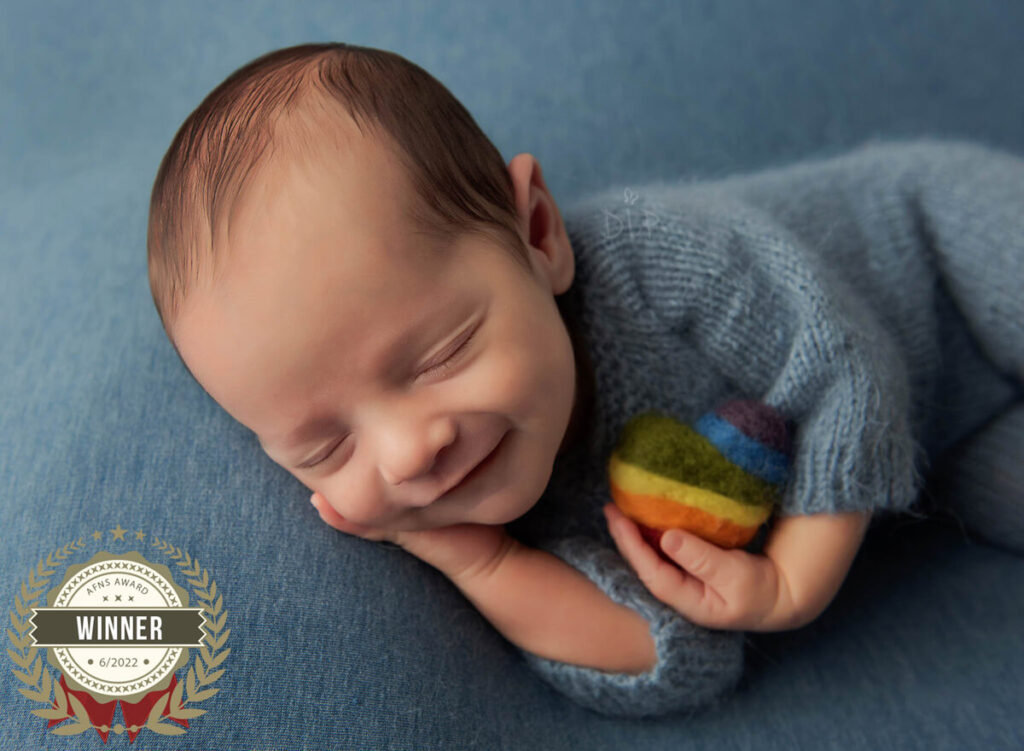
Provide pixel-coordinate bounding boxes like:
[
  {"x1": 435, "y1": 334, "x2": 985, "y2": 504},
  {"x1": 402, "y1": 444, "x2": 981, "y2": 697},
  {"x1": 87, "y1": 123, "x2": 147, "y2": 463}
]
[{"x1": 148, "y1": 43, "x2": 588, "y2": 532}]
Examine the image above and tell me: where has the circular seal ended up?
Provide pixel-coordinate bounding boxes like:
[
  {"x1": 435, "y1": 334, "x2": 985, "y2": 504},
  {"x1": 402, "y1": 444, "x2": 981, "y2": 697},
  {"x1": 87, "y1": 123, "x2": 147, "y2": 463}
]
[
  {"x1": 11, "y1": 531, "x2": 229, "y2": 742},
  {"x1": 41, "y1": 551, "x2": 198, "y2": 701}
]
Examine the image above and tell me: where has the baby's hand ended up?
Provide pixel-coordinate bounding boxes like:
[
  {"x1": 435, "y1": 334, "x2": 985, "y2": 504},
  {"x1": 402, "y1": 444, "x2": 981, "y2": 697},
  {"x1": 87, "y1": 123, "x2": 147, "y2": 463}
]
[
  {"x1": 603, "y1": 503, "x2": 797, "y2": 631},
  {"x1": 310, "y1": 492, "x2": 514, "y2": 585}
]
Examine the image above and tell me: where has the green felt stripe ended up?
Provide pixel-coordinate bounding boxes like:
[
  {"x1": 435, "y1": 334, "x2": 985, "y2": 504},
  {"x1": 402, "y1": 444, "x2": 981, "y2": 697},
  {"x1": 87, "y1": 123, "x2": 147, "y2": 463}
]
[{"x1": 612, "y1": 411, "x2": 778, "y2": 508}]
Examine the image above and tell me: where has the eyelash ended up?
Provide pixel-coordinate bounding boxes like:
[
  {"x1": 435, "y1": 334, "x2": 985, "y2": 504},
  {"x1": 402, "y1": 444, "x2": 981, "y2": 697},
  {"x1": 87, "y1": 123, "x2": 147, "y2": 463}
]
[
  {"x1": 417, "y1": 327, "x2": 475, "y2": 379},
  {"x1": 303, "y1": 328, "x2": 477, "y2": 469}
]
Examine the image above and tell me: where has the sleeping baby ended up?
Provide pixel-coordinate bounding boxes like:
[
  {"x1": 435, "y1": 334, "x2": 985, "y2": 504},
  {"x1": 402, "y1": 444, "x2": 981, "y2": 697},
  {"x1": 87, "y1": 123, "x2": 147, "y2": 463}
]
[{"x1": 147, "y1": 42, "x2": 1024, "y2": 718}]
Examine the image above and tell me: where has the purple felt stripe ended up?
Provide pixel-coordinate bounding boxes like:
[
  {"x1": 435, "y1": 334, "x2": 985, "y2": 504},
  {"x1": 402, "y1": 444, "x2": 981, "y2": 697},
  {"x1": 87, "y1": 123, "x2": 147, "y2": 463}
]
[{"x1": 714, "y1": 399, "x2": 794, "y2": 456}]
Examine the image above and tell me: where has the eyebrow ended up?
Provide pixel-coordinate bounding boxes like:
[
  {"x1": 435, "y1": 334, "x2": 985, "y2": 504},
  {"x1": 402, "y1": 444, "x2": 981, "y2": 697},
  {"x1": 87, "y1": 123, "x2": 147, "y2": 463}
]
[{"x1": 259, "y1": 305, "x2": 479, "y2": 459}]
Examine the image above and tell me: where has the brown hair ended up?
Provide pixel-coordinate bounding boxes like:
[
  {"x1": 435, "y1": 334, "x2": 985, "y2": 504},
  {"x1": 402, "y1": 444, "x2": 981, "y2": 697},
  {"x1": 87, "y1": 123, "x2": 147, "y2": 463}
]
[{"x1": 147, "y1": 42, "x2": 528, "y2": 337}]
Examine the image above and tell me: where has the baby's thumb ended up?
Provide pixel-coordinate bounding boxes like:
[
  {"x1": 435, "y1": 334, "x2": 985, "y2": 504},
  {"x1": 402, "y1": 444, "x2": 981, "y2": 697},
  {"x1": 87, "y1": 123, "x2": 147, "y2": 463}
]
[{"x1": 660, "y1": 529, "x2": 721, "y2": 584}]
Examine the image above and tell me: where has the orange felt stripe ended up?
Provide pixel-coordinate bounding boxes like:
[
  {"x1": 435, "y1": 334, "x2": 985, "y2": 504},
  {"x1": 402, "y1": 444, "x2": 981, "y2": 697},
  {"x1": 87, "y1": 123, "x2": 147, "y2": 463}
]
[
  {"x1": 608, "y1": 454, "x2": 773, "y2": 524},
  {"x1": 610, "y1": 483, "x2": 762, "y2": 548}
]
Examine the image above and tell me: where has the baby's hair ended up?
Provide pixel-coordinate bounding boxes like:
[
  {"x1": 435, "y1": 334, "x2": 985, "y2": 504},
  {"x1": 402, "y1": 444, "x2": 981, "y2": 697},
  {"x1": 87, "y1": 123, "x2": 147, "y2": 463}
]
[{"x1": 147, "y1": 42, "x2": 528, "y2": 338}]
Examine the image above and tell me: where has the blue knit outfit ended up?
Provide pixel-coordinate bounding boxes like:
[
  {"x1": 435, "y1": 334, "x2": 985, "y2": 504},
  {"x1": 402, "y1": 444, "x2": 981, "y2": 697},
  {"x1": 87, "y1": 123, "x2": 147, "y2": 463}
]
[{"x1": 504, "y1": 138, "x2": 1024, "y2": 718}]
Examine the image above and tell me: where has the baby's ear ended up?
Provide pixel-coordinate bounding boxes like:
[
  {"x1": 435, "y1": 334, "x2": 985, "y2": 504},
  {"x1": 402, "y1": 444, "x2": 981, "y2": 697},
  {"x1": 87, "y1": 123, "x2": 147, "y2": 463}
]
[{"x1": 507, "y1": 155, "x2": 574, "y2": 293}]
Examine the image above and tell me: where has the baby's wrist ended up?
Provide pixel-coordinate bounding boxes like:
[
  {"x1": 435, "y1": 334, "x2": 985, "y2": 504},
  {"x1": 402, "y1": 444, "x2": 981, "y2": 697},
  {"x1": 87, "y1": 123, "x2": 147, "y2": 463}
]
[
  {"x1": 396, "y1": 523, "x2": 517, "y2": 586},
  {"x1": 444, "y1": 531, "x2": 521, "y2": 587},
  {"x1": 749, "y1": 557, "x2": 806, "y2": 632}
]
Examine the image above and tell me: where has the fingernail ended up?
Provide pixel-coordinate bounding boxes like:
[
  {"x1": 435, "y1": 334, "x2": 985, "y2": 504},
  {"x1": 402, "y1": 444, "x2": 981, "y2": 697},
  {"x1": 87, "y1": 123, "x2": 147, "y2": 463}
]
[{"x1": 662, "y1": 531, "x2": 683, "y2": 553}]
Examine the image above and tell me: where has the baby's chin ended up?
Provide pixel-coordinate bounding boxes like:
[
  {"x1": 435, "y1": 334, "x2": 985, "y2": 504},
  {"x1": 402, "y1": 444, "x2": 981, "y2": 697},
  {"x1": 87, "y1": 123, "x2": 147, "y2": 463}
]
[{"x1": 398, "y1": 493, "x2": 542, "y2": 532}]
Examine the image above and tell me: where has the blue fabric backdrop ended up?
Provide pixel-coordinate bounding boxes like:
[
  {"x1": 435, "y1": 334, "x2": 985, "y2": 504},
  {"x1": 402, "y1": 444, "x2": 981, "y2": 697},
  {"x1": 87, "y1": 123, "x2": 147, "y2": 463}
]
[{"x1": 2, "y1": 1, "x2": 1022, "y2": 748}]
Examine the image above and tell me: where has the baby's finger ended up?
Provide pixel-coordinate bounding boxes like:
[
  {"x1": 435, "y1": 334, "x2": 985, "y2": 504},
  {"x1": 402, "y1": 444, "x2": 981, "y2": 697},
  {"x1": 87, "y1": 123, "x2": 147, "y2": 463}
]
[
  {"x1": 659, "y1": 528, "x2": 734, "y2": 591},
  {"x1": 655, "y1": 528, "x2": 736, "y2": 622},
  {"x1": 603, "y1": 504, "x2": 706, "y2": 607},
  {"x1": 603, "y1": 503, "x2": 659, "y2": 573}
]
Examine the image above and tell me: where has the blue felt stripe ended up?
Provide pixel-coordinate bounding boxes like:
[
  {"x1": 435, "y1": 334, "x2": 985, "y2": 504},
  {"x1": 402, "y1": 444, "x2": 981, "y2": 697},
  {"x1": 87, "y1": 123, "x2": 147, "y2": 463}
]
[{"x1": 695, "y1": 413, "x2": 791, "y2": 486}]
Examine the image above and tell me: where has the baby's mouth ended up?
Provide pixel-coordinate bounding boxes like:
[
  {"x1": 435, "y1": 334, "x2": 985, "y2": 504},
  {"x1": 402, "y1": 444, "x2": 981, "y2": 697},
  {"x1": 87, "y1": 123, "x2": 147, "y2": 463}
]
[{"x1": 440, "y1": 430, "x2": 507, "y2": 500}]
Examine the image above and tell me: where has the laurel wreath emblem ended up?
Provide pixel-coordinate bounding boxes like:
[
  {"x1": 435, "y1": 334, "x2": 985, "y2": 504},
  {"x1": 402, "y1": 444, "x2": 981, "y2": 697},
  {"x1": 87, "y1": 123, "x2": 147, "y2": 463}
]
[{"x1": 6, "y1": 534, "x2": 230, "y2": 738}]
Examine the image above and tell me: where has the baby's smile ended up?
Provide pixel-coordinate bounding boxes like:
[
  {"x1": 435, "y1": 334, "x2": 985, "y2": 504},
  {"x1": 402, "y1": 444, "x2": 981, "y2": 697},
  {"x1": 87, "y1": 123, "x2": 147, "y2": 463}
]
[{"x1": 433, "y1": 427, "x2": 509, "y2": 502}]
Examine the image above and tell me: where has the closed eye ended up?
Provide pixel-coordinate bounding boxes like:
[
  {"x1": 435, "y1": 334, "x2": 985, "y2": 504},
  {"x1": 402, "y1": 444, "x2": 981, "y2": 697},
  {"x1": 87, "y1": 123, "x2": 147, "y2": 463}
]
[
  {"x1": 299, "y1": 435, "x2": 348, "y2": 469},
  {"x1": 416, "y1": 324, "x2": 477, "y2": 380},
  {"x1": 301, "y1": 319, "x2": 481, "y2": 471}
]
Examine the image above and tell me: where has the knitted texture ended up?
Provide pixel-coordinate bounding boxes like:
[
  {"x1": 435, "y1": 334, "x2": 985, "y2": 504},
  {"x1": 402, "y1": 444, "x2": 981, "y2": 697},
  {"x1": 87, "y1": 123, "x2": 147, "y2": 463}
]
[{"x1": 504, "y1": 137, "x2": 1024, "y2": 718}]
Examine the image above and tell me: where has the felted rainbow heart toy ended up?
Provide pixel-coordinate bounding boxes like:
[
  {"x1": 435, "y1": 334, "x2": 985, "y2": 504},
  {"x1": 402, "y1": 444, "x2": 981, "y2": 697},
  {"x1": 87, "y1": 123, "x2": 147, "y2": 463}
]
[{"x1": 607, "y1": 400, "x2": 795, "y2": 550}]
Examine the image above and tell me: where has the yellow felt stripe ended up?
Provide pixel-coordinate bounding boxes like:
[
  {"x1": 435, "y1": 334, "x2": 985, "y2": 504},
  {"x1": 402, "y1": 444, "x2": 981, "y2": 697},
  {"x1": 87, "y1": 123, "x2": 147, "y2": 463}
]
[
  {"x1": 608, "y1": 453, "x2": 772, "y2": 527},
  {"x1": 609, "y1": 485, "x2": 762, "y2": 548}
]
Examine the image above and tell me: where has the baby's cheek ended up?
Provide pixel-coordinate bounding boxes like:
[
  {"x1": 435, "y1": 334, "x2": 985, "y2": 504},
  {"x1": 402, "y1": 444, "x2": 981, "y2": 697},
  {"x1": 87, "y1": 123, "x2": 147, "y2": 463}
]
[{"x1": 479, "y1": 345, "x2": 536, "y2": 411}]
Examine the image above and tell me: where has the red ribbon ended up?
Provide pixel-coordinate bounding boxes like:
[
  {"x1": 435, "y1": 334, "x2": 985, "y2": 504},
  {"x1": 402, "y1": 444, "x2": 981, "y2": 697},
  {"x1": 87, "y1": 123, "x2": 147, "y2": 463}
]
[{"x1": 48, "y1": 673, "x2": 188, "y2": 743}]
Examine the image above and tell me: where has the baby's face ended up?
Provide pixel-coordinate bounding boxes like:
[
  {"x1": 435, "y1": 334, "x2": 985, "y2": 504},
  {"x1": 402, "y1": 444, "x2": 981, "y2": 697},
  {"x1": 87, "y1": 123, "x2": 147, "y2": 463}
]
[{"x1": 172, "y1": 132, "x2": 581, "y2": 532}]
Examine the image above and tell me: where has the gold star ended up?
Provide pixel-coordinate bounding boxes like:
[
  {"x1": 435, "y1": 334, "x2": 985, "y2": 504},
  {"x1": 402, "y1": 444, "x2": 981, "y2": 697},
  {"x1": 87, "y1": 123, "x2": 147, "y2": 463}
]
[
  {"x1": 110, "y1": 524, "x2": 127, "y2": 541},
  {"x1": 134, "y1": 531, "x2": 146, "y2": 541},
  {"x1": 92, "y1": 531, "x2": 103, "y2": 540}
]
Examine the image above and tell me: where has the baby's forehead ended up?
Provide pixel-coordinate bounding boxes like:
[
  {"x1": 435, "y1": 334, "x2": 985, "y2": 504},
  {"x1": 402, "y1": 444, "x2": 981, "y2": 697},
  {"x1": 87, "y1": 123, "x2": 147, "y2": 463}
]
[
  {"x1": 223, "y1": 147, "x2": 416, "y2": 254},
  {"x1": 219, "y1": 106, "x2": 510, "y2": 286},
  {"x1": 248, "y1": 119, "x2": 428, "y2": 224},
  {"x1": 221, "y1": 190, "x2": 456, "y2": 293}
]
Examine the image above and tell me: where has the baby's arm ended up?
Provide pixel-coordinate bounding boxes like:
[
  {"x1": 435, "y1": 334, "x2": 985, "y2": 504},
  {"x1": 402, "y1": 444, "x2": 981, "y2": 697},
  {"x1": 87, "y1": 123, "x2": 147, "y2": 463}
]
[
  {"x1": 605, "y1": 503, "x2": 872, "y2": 632},
  {"x1": 311, "y1": 491, "x2": 657, "y2": 674},
  {"x1": 447, "y1": 507, "x2": 873, "y2": 678},
  {"x1": 449, "y1": 538, "x2": 659, "y2": 674},
  {"x1": 760, "y1": 509, "x2": 872, "y2": 629}
]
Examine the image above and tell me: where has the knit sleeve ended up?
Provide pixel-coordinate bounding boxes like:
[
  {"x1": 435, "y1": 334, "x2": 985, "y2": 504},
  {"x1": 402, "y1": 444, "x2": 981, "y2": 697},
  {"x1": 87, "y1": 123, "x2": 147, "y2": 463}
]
[
  {"x1": 630, "y1": 191, "x2": 927, "y2": 518},
  {"x1": 517, "y1": 534, "x2": 745, "y2": 718}
]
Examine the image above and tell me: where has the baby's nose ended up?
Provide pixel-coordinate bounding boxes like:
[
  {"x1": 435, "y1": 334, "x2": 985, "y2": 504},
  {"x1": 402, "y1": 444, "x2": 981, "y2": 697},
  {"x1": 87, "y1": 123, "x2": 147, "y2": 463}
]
[
  {"x1": 377, "y1": 417, "x2": 457, "y2": 487},
  {"x1": 379, "y1": 459, "x2": 433, "y2": 487}
]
